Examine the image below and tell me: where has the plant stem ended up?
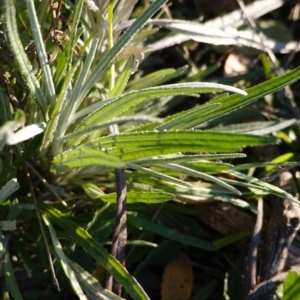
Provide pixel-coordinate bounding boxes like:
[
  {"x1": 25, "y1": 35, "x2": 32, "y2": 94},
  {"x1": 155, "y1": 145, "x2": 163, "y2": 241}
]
[
  {"x1": 109, "y1": 168, "x2": 127, "y2": 294},
  {"x1": 244, "y1": 197, "x2": 263, "y2": 297},
  {"x1": 105, "y1": 0, "x2": 127, "y2": 295}
]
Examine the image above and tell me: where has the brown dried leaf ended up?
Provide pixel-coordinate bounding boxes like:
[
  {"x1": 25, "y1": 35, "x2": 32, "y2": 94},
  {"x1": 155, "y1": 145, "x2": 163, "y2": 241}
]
[{"x1": 161, "y1": 252, "x2": 194, "y2": 300}]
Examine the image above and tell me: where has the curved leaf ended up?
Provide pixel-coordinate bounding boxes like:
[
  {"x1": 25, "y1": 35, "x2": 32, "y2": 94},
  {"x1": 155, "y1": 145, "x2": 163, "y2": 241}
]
[
  {"x1": 99, "y1": 191, "x2": 174, "y2": 204},
  {"x1": 52, "y1": 148, "x2": 124, "y2": 174},
  {"x1": 40, "y1": 203, "x2": 150, "y2": 300},
  {"x1": 157, "y1": 102, "x2": 221, "y2": 130},
  {"x1": 161, "y1": 163, "x2": 241, "y2": 195},
  {"x1": 201, "y1": 65, "x2": 300, "y2": 125},
  {"x1": 74, "y1": 83, "x2": 246, "y2": 128},
  {"x1": 133, "y1": 153, "x2": 246, "y2": 165},
  {"x1": 127, "y1": 66, "x2": 189, "y2": 90},
  {"x1": 0, "y1": 179, "x2": 19, "y2": 204},
  {"x1": 81, "y1": 131, "x2": 277, "y2": 162},
  {"x1": 26, "y1": 0, "x2": 55, "y2": 106}
]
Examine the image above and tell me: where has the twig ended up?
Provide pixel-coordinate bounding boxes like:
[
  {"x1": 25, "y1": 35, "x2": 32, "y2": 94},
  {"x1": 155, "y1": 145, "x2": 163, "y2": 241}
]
[
  {"x1": 260, "y1": 199, "x2": 300, "y2": 281},
  {"x1": 25, "y1": 162, "x2": 60, "y2": 290},
  {"x1": 247, "y1": 264, "x2": 300, "y2": 300},
  {"x1": 105, "y1": 113, "x2": 127, "y2": 295},
  {"x1": 105, "y1": 125, "x2": 127, "y2": 296},
  {"x1": 244, "y1": 197, "x2": 263, "y2": 297},
  {"x1": 112, "y1": 169, "x2": 127, "y2": 293},
  {"x1": 254, "y1": 198, "x2": 300, "y2": 299}
]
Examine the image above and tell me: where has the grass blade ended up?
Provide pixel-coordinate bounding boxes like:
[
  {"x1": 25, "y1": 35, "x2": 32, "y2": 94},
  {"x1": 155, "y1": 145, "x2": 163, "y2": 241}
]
[
  {"x1": 202, "y1": 66, "x2": 300, "y2": 125},
  {"x1": 25, "y1": 0, "x2": 55, "y2": 106},
  {"x1": 99, "y1": 191, "x2": 175, "y2": 204},
  {"x1": 43, "y1": 215, "x2": 87, "y2": 300},
  {"x1": 69, "y1": 260, "x2": 126, "y2": 300},
  {"x1": 74, "y1": 83, "x2": 246, "y2": 130},
  {"x1": 4, "y1": 251, "x2": 23, "y2": 300},
  {"x1": 157, "y1": 102, "x2": 221, "y2": 130},
  {"x1": 52, "y1": 148, "x2": 124, "y2": 174},
  {"x1": 0, "y1": 179, "x2": 19, "y2": 204},
  {"x1": 128, "y1": 162, "x2": 193, "y2": 187},
  {"x1": 83, "y1": 131, "x2": 277, "y2": 160},
  {"x1": 40, "y1": 203, "x2": 150, "y2": 300},
  {"x1": 163, "y1": 163, "x2": 241, "y2": 195}
]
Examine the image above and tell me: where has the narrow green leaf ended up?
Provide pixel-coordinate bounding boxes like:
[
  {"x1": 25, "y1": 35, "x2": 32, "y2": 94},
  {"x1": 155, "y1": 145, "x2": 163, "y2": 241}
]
[
  {"x1": 229, "y1": 171, "x2": 299, "y2": 203},
  {"x1": 0, "y1": 90, "x2": 12, "y2": 123},
  {"x1": 81, "y1": 182, "x2": 105, "y2": 199},
  {"x1": 66, "y1": 38, "x2": 101, "y2": 121},
  {"x1": 211, "y1": 232, "x2": 251, "y2": 249},
  {"x1": 0, "y1": 179, "x2": 19, "y2": 204},
  {"x1": 43, "y1": 215, "x2": 87, "y2": 300},
  {"x1": 6, "y1": 198, "x2": 20, "y2": 221},
  {"x1": 75, "y1": 83, "x2": 246, "y2": 135},
  {"x1": 99, "y1": 191, "x2": 174, "y2": 204},
  {"x1": 25, "y1": 0, "x2": 55, "y2": 106},
  {"x1": 283, "y1": 271, "x2": 300, "y2": 300},
  {"x1": 40, "y1": 203, "x2": 150, "y2": 300},
  {"x1": 4, "y1": 251, "x2": 23, "y2": 300},
  {"x1": 203, "y1": 66, "x2": 300, "y2": 125},
  {"x1": 131, "y1": 181, "x2": 255, "y2": 211},
  {"x1": 54, "y1": 49, "x2": 68, "y2": 85},
  {"x1": 128, "y1": 162, "x2": 193, "y2": 187},
  {"x1": 82, "y1": 131, "x2": 277, "y2": 162},
  {"x1": 133, "y1": 153, "x2": 246, "y2": 165},
  {"x1": 182, "y1": 161, "x2": 233, "y2": 173},
  {"x1": 108, "y1": 146, "x2": 248, "y2": 162},
  {"x1": 66, "y1": 0, "x2": 84, "y2": 71},
  {"x1": 52, "y1": 148, "x2": 124, "y2": 174},
  {"x1": 127, "y1": 66, "x2": 189, "y2": 90},
  {"x1": 41, "y1": 37, "x2": 99, "y2": 156},
  {"x1": 205, "y1": 119, "x2": 297, "y2": 135},
  {"x1": 96, "y1": 131, "x2": 276, "y2": 149},
  {"x1": 69, "y1": 260, "x2": 126, "y2": 300},
  {"x1": 110, "y1": 55, "x2": 135, "y2": 97},
  {"x1": 162, "y1": 163, "x2": 241, "y2": 195},
  {"x1": 157, "y1": 102, "x2": 221, "y2": 130},
  {"x1": 64, "y1": 115, "x2": 161, "y2": 145},
  {"x1": 41, "y1": 54, "x2": 83, "y2": 156},
  {"x1": 123, "y1": 240, "x2": 157, "y2": 247}
]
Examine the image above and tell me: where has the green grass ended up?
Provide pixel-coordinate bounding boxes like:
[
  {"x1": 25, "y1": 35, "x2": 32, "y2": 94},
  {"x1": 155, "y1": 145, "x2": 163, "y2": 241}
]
[{"x1": 0, "y1": 0, "x2": 300, "y2": 299}]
